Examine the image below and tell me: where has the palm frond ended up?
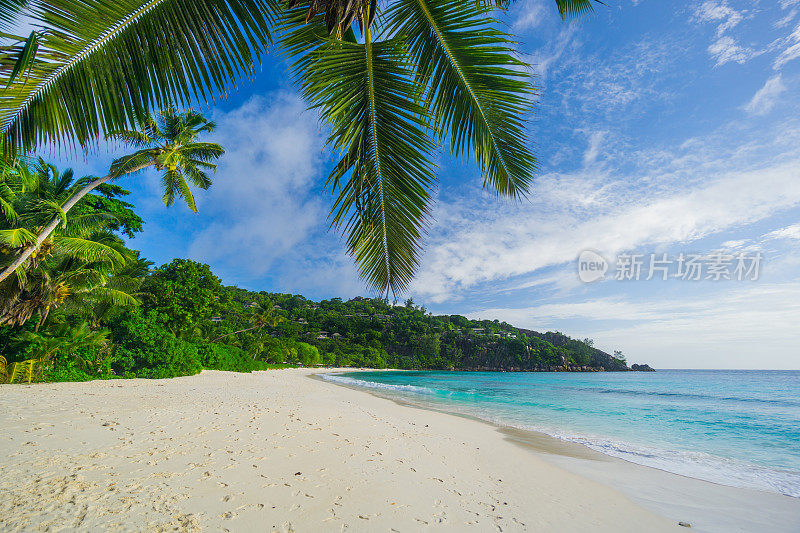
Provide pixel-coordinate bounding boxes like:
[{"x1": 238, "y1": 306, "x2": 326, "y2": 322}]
[
  {"x1": 0, "y1": 0, "x2": 28, "y2": 30},
  {"x1": 52, "y1": 237, "x2": 126, "y2": 266},
  {"x1": 293, "y1": 31, "x2": 436, "y2": 295},
  {"x1": 5, "y1": 31, "x2": 40, "y2": 87},
  {"x1": 83, "y1": 286, "x2": 140, "y2": 307},
  {"x1": 184, "y1": 165, "x2": 213, "y2": 190},
  {"x1": 161, "y1": 169, "x2": 198, "y2": 211},
  {"x1": 0, "y1": 194, "x2": 18, "y2": 223},
  {"x1": 105, "y1": 129, "x2": 155, "y2": 148},
  {"x1": 0, "y1": 0, "x2": 276, "y2": 153},
  {"x1": 31, "y1": 199, "x2": 68, "y2": 227},
  {"x1": 0, "y1": 227, "x2": 37, "y2": 247},
  {"x1": 108, "y1": 150, "x2": 157, "y2": 178},
  {"x1": 181, "y1": 142, "x2": 226, "y2": 162},
  {"x1": 384, "y1": 0, "x2": 537, "y2": 199},
  {"x1": 555, "y1": 0, "x2": 604, "y2": 20}
]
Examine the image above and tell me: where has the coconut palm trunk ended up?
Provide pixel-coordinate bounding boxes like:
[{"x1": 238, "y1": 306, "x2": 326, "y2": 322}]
[
  {"x1": 0, "y1": 108, "x2": 224, "y2": 283},
  {"x1": 0, "y1": 163, "x2": 152, "y2": 283}
]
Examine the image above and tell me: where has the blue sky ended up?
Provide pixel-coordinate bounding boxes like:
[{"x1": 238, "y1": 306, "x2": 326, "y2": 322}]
[{"x1": 56, "y1": 1, "x2": 800, "y2": 369}]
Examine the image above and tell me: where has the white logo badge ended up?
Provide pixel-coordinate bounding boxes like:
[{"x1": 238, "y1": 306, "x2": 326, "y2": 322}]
[{"x1": 578, "y1": 250, "x2": 608, "y2": 283}]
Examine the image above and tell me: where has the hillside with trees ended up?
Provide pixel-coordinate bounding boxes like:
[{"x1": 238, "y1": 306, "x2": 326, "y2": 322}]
[{"x1": 203, "y1": 288, "x2": 638, "y2": 372}]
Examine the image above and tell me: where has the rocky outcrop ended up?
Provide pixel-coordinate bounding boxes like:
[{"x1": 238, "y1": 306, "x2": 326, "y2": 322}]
[{"x1": 631, "y1": 363, "x2": 655, "y2": 372}]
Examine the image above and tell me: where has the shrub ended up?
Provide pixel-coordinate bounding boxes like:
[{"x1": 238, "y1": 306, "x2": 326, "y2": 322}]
[
  {"x1": 110, "y1": 309, "x2": 202, "y2": 378},
  {"x1": 198, "y1": 343, "x2": 267, "y2": 373}
]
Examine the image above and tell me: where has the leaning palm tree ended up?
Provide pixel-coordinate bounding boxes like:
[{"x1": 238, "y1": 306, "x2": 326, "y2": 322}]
[
  {"x1": 0, "y1": 159, "x2": 129, "y2": 283},
  {"x1": 0, "y1": 162, "x2": 144, "y2": 328},
  {"x1": 0, "y1": 109, "x2": 224, "y2": 282},
  {"x1": 1, "y1": 0, "x2": 601, "y2": 294}
]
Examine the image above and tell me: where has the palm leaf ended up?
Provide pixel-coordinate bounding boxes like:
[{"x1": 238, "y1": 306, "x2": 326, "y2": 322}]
[
  {"x1": 161, "y1": 169, "x2": 198, "y2": 211},
  {"x1": 0, "y1": 0, "x2": 276, "y2": 153},
  {"x1": 84, "y1": 286, "x2": 140, "y2": 306},
  {"x1": 0, "y1": 0, "x2": 28, "y2": 30},
  {"x1": 384, "y1": 0, "x2": 536, "y2": 199},
  {"x1": 0, "y1": 192, "x2": 18, "y2": 223},
  {"x1": 53, "y1": 237, "x2": 126, "y2": 266},
  {"x1": 0, "y1": 227, "x2": 37, "y2": 247},
  {"x1": 5, "y1": 31, "x2": 40, "y2": 87},
  {"x1": 34, "y1": 199, "x2": 68, "y2": 227},
  {"x1": 555, "y1": 0, "x2": 604, "y2": 19},
  {"x1": 292, "y1": 30, "x2": 436, "y2": 295}
]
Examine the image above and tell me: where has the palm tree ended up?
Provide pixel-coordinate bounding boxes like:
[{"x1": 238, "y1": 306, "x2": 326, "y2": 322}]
[
  {"x1": 0, "y1": 158, "x2": 129, "y2": 278},
  {"x1": 0, "y1": 109, "x2": 224, "y2": 282},
  {"x1": 0, "y1": 235, "x2": 140, "y2": 330},
  {"x1": 57, "y1": 249, "x2": 154, "y2": 327},
  {"x1": 1, "y1": 0, "x2": 601, "y2": 294},
  {"x1": 15, "y1": 322, "x2": 112, "y2": 376},
  {"x1": 212, "y1": 300, "x2": 285, "y2": 342},
  {"x1": 0, "y1": 161, "x2": 145, "y2": 328}
]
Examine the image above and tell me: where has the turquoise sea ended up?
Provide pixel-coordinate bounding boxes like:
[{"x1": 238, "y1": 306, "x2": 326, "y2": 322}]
[{"x1": 323, "y1": 370, "x2": 800, "y2": 497}]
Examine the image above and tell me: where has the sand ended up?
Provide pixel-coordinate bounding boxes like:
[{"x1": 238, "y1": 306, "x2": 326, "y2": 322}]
[{"x1": 0, "y1": 369, "x2": 792, "y2": 532}]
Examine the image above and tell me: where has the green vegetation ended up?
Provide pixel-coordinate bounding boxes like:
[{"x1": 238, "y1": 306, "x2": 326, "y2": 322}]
[
  {"x1": 1, "y1": 0, "x2": 600, "y2": 295},
  {"x1": 0, "y1": 150, "x2": 630, "y2": 383},
  {"x1": 1, "y1": 214, "x2": 631, "y2": 383},
  {"x1": 0, "y1": 249, "x2": 633, "y2": 383}
]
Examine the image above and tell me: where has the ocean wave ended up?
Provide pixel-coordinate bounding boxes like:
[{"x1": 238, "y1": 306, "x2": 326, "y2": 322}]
[
  {"x1": 321, "y1": 373, "x2": 437, "y2": 395},
  {"x1": 546, "y1": 431, "x2": 800, "y2": 498},
  {"x1": 466, "y1": 413, "x2": 800, "y2": 498}
]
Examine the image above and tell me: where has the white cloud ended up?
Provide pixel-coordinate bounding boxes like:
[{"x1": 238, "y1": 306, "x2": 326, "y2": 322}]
[
  {"x1": 583, "y1": 131, "x2": 606, "y2": 165},
  {"x1": 187, "y1": 93, "x2": 327, "y2": 280},
  {"x1": 708, "y1": 36, "x2": 758, "y2": 66},
  {"x1": 776, "y1": 8, "x2": 798, "y2": 29},
  {"x1": 692, "y1": 1, "x2": 764, "y2": 66},
  {"x1": 763, "y1": 223, "x2": 800, "y2": 241},
  {"x1": 551, "y1": 36, "x2": 678, "y2": 120},
  {"x1": 743, "y1": 75, "x2": 787, "y2": 115},
  {"x1": 513, "y1": 0, "x2": 548, "y2": 32},
  {"x1": 694, "y1": 1, "x2": 744, "y2": 37},
  {"x1": 411, "y1": 117, "x2": 800, "y2": 303},
  {"x1": 524, "y1": 24, "x2": 577, "y2": 81},
  {"x1": 774, "y1": 23, "x2": 800, "y2": 69}
]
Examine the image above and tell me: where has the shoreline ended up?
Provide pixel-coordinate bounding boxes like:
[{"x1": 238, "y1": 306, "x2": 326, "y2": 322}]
[
  {"x1": 1, "y1": 369, "x2": 797, "y2": 531},
  {"x1": 317, "y1": 369, "x2": 800, "y2": 532}
]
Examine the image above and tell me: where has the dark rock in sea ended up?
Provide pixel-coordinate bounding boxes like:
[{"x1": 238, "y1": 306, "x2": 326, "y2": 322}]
[{"x1": 631, "y1": 364, "x2": 656, "y2": 372}]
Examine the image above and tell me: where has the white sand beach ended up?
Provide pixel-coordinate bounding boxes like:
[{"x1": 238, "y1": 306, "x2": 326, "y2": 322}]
[{"x1": 0, "y1": 369, "x2": 796, "y2": 532}]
